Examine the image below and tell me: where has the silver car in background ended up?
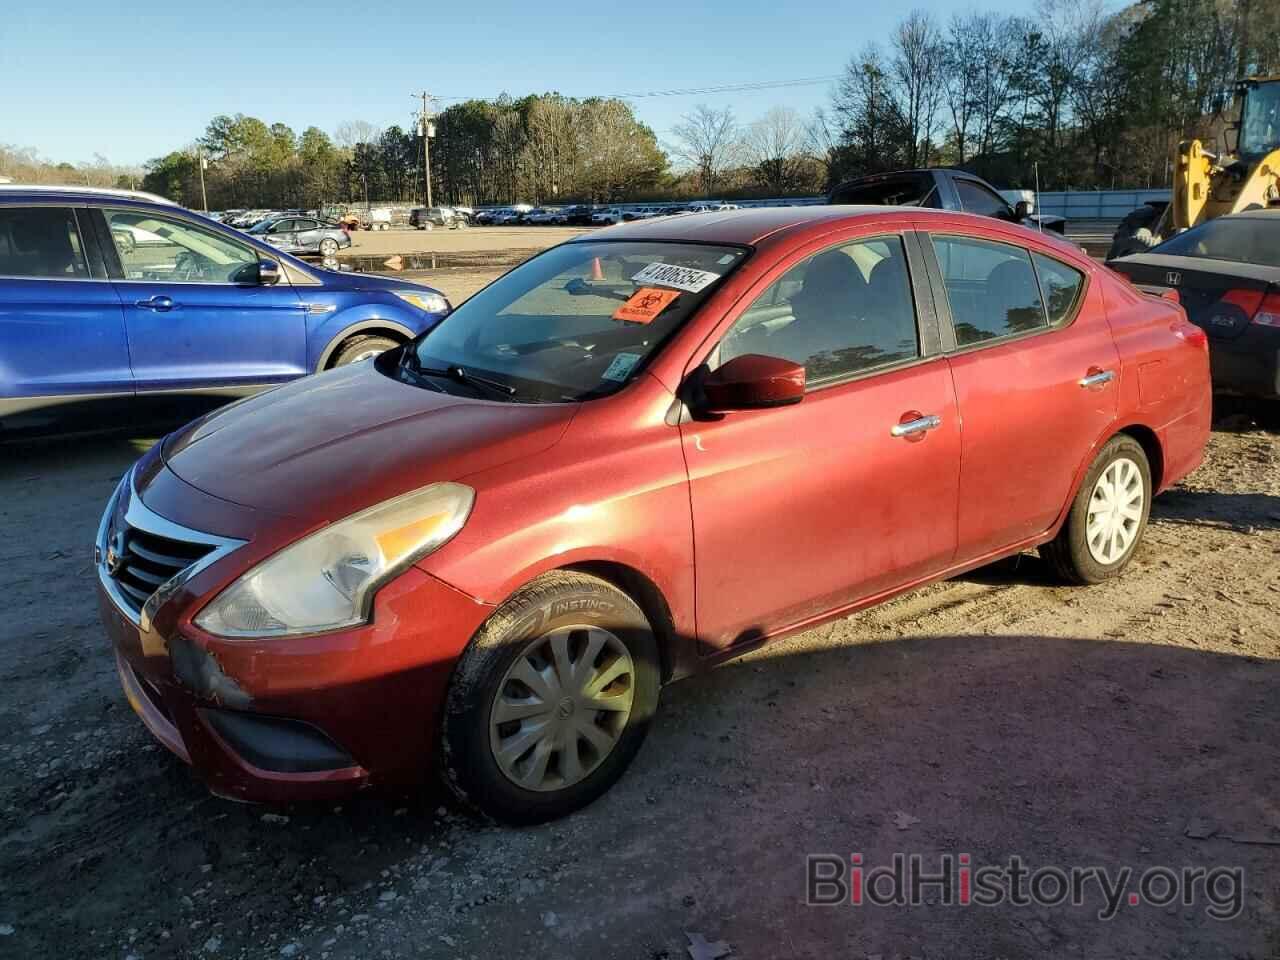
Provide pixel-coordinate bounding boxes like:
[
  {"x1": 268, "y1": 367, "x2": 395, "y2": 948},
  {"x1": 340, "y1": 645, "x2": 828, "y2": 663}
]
[{"x1": 248, "y1": 215, "x2": 351, "y2": 257}]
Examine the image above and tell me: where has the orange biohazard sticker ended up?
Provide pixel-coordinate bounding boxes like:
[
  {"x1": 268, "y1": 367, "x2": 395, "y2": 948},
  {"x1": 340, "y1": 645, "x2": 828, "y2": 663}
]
[{"x1": 612, "y1": 287, "x2": 680, "y2": 324}]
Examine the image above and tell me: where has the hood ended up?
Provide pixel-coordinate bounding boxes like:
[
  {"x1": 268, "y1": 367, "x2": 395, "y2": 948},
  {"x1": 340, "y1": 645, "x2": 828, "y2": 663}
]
[{"x1": 161, "y1": 361, "x2": 576, "y2": 518}]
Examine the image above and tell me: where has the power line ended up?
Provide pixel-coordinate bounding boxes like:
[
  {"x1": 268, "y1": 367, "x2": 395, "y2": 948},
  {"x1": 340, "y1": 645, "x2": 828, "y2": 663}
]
[{"x1": 434, "y1": 75, "x2": 841, "y2": 103}]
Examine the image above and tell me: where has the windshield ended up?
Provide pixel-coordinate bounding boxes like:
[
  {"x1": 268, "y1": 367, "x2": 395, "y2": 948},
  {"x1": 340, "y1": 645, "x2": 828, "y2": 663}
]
[
  {"x1": 404, "y1": 240, "x2": 748, "y2": 402},
  {"x1": 1239, "y1": 82, "x2": 1280, "y2": 158},
  {"x1": 247, "y1": 219, "x2": 277, "y2": 234},
  {"x1": 1153, "y1": 217, "x2": 1280, "y2": 268}
]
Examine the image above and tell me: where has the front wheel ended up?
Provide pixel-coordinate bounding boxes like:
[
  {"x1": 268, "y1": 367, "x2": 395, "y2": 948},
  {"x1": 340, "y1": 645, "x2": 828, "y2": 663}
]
[
  {"x1": 330, "y1": 334, "x2": 399, "y2": 367},
  {"x1": 1043, "y1": 435, "x2": 1152, "y2": 584},
  {"x1": 442, "y1": 572, "x2": 660, "y2": 824}
]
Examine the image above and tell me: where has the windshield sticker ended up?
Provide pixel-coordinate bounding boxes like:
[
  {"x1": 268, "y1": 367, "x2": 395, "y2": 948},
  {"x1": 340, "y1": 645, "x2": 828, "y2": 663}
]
[
  {"x1": 601, "y1": 352, "x2": 642, "y2": 382},
  {"x1": 631, "y1": 262, "x2": 721, "y2": 293},
  {"x1": 612, "y1": 287, "x2": 680, "y2": 325}
]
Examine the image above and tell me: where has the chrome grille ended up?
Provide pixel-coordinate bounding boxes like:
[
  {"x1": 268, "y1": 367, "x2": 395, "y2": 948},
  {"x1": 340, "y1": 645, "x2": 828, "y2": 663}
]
[
  {"x1": 96, "y1": 468, "x2": 245, "y2": 629},
  {"x1": 107, "y1": 524, "x2": 216, "y2": 615}
]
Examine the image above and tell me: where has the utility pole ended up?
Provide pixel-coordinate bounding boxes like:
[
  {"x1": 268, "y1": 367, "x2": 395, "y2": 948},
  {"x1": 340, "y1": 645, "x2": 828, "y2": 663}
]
[
  {"x1": 414, "y1": 91, "x2": 434, "y2": 207},
  {"x1": 197, "y1": 148, "x2": 209, "y2": 212}
]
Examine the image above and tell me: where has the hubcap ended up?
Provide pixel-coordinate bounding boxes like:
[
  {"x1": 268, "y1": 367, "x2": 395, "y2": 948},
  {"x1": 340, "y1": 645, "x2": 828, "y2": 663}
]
[
  {"x1": 489, "y1": 625, "x2": 634, "y2": 792},
  {"x1": 347, "y1": 348, "x2": 385, "y2": 363},
  {"x1": 1086, "y1": 457, "x2": 1144, "y2": 565}
]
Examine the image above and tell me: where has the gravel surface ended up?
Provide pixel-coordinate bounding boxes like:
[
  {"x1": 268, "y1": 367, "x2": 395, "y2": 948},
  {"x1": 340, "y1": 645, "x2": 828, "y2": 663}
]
[{"x1": 1, "y1": 407, "x2": 1277, "y2": 959}]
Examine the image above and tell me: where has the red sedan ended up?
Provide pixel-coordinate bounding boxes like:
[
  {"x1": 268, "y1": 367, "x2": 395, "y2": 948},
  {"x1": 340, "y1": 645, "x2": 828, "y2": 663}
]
[{"x1": 96, "y1": 207, "x2": 1211, "y2": 822}]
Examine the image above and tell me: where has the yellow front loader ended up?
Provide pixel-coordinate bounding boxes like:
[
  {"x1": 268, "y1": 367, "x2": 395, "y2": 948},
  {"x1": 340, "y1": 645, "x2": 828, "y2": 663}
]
[{"x1": 1109, "y1": 76, "x2": 1280, "y2": 259}]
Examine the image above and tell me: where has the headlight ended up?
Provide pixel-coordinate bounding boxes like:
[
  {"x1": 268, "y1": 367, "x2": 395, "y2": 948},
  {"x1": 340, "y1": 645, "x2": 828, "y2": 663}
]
[
  {"x1": 194, "y1": 482, "x2": 474, "y2": 639},
  {"x1": 393, "y1": 290, "x2": 450, "y2": 314}
]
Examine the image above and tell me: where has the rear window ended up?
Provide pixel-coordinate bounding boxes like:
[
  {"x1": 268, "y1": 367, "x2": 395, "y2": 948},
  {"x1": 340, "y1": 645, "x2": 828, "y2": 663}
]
[
  {"x1": 1153, "y1": 217, "x2": 1280, "y2": 268},
  {"x1": 0, "y1": 206, "x2": 90, "y2": 279},
  {"x1": 830, "y1": 174, "x2": 939, "y2": 208},
  {"x1": 932, "y1": 236, "x2": 1046, "y2": 346}
]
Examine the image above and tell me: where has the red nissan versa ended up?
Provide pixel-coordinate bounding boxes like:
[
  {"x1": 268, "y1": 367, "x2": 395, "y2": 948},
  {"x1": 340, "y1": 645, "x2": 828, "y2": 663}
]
[{"x1": 96, "y1": 207, "x2": 1211, "y2": 823}]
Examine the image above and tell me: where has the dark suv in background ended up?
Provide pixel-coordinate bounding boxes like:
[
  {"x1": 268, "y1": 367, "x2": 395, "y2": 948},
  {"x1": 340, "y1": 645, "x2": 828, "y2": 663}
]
[
  {"x1": 829, "y1": 169, "x2": 1067, "y2": 234},
  {"x1": 0, "y1": 186, "x2": 451, "y2": 434}
]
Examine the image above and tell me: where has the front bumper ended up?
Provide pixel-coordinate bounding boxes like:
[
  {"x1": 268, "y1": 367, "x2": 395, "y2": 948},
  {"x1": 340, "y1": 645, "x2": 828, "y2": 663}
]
[
  {"x1": 96, "y1": 465, "x2": 492, "y2": 804},
  {"x1": 1208, "y1": 325, "x2": 1280, "y2": 399}
]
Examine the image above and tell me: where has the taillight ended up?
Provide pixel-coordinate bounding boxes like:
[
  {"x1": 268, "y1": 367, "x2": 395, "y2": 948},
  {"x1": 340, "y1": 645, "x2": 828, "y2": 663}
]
[
  {"x1": 1221, "y1": 288, "x2": 1266, "y2": 317},
  {"x1": 1253, "y1": 291, "x2": 1280, "y2": 328}
]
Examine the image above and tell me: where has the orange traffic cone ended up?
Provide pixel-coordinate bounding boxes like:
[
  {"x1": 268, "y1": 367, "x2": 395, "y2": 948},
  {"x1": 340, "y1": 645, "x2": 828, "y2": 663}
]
[{"x1": 590, "y1": 257, "x2": 604, "y2": 281}]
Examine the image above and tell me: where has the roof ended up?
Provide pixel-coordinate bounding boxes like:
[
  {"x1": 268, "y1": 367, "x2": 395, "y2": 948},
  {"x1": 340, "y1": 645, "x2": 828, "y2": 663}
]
[
  {"x1": 0, "y1": 184, "x2": 177, "y2": 206},
  {"x1": 578, "y1": 205, "x2": 983, "y2": 246}
]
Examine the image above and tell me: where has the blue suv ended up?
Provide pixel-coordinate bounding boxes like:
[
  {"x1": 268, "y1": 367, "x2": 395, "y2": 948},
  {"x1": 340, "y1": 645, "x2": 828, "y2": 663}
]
[{"x1": 0, "y1": 187, "x2": 450, "y2": 431}]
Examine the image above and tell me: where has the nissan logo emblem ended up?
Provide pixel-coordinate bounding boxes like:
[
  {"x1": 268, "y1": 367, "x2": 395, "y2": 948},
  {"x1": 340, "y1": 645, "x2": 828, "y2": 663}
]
[{"x1": 105, "y1": 530, "x2": 128, "y2": 576}]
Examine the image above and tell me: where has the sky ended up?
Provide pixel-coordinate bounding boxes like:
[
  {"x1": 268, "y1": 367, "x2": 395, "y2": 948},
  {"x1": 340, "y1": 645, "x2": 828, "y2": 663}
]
[{"x1": 5, "y1": 0, "x2": 1039, "y2": 168}]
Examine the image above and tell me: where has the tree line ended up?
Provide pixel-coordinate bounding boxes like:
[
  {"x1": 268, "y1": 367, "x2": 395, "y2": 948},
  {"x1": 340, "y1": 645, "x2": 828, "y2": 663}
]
[{"x1": 3, "y1": 0, "x2": 1275, "y2": 208}]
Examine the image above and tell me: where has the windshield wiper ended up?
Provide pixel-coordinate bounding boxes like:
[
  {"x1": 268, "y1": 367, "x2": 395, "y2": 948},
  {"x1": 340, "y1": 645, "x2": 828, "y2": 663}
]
[{"x1": 399, "y1": 350, "x2": 516, "y2": 397}]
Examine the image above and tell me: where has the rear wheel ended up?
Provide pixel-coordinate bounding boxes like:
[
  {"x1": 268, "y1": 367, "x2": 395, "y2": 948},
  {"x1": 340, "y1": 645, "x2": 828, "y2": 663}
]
[
  {"x1": 1043, "y1": 435, "x2": 1152, "y2": 584},
  {"x1": 330, "y1": 334, "x2": 399, "y2": 367},
  {"x1": 319, "y1": 237, "x2": 339, "y2": 256},
  {"x1": 442, "y1": 572, "x2": 660, "y2": 824}
]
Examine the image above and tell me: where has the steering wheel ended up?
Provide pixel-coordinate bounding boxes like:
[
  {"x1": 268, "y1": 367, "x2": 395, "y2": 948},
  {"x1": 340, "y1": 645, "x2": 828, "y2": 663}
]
[{"x1": 172, "y1": 251, "x2": 208, "y2": 281}]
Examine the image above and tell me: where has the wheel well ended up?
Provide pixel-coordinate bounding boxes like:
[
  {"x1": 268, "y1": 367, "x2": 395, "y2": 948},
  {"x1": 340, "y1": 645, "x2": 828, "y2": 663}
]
[
  {"x1": 324, "y1": 326, "x2": 408, "y2": 369},
  {"x1": 566, "y1": 561, "x2": 679, "y2": 683},
  {"x1": 1118, "y1": 425, "x2": 1164, "y2": 490}
]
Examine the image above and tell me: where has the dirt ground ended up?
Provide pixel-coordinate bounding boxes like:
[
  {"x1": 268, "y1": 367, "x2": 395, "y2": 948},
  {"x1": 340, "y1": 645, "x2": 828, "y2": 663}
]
[{"x1": 2, "y1": 372, "x2": 1279, "y2": 954}]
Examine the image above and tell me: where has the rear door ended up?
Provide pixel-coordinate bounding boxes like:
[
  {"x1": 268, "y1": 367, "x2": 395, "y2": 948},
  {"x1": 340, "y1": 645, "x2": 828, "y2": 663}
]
[
  {"x1": 95, "y1": 207, "x2": 309, "y2": 393},
  {"x1": 0, "y1": 204, "x2": 132, "y2": 414},
  {"x1": 293, "y1": 218, "x2": 323, "y2": 254},
  {"x1": 922, "y1": 226, "x2": 1119, "y2": 560}
]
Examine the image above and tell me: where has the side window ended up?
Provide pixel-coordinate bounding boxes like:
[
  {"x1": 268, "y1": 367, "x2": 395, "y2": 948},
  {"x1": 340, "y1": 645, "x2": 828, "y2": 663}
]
[
  {"x1": 719, "y1": 236, "x2": 920, "y2": 384},
  {"x1": 0, "y1": 207, "x2": 90, "y2": 279},
  {"x1": 932, "y1": 236, "x2": 1046, "y2": 346},
  {"x1": 954, "y1": 180, "x2": 1011, "y2": 219},
  {"x1": 105, "y1": 209, "x2": 257, "y2": 284},
  {"x1": 298, "y1": 219, "x2": 319, "y2": 231},
  {"x1": 270, "y1": 219, "x2": 296, "y2": 234},
  {"x1": 1032, "y1": 253, "x2": 1086, "y2": 326}
]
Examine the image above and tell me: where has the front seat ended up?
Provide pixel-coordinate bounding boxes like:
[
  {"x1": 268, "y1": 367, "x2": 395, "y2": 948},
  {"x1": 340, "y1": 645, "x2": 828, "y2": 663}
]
[{"x1": 775, "y1": 250, "x2": 868, "y2": 368}]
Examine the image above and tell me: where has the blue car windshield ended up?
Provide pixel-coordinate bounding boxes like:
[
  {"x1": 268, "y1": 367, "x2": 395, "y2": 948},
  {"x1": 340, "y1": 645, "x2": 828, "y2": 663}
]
[{"x1": 404, "y1": 240, "x2": 748, "y2": 402}]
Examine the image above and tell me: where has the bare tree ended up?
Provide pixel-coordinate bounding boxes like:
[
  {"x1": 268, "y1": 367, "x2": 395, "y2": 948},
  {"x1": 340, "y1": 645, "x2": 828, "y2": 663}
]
[
  {"x1": 669, "y1": 104, "x2": 741, "y2": 195},
  {"x1": 890, "y1": 10, "x2": 946, "y2": 167},
  {"x1": 744, "y1": 107, "x2": 810, "y2": 194},
  {"x1": 333, "y1": 120, "x2": 382, "y2": 149}
]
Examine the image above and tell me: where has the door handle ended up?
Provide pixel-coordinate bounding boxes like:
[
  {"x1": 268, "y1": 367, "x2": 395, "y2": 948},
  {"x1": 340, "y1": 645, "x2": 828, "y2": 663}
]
[
  {"x1": 890, "y1": 414, "x2": 942, "y2": 438},
  {"x1": 1078, "y1": 368, "x2": 1114, "y2": 388},
  {"x1": 135, "y1": 296, "x2": 174, "y2": 312}
]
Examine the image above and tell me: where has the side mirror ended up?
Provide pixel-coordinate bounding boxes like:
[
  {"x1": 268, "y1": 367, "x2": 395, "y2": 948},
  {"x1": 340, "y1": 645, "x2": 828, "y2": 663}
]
[
  {"x1": 1014, "y1": 200, "x2": 1033, "y2": 220},
  {"x1": 701, "y1": 354, "x2": 805, "y2": 412},
  {"x1": 257, "y1": 260, "x2": 281, "y2": 285}
]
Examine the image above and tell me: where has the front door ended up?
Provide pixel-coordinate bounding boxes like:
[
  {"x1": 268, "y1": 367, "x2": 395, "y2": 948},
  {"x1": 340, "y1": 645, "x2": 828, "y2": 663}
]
[
  {"x1": 98, "y1": 208, "x2": 308, "y2": 392},
  {"x1": 681, "y1": 232, "x2": 961, "y2": 652}
]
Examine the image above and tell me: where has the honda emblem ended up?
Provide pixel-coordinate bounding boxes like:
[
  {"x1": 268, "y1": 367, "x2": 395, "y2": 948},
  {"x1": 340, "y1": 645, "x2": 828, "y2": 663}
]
[{"x1": 1166, "y1": 271, "x2": 1181, "y2": 286}]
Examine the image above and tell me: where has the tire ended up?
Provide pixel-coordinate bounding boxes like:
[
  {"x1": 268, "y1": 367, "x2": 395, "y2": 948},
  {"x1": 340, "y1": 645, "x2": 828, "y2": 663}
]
[
  {"x1": 1043, "y1": 435, "x2": 1152, "y2": 585},
  {"x1": 1255, "y1": 400, "x2": 1280, "y2": 432},
  {"x1": 319, "y1": 237, "x2": 339, "y2": 256},
  {"x1": 441, "y1": 571, "x2": 661, "y2": 824},
  {"x1": 330, "y1": 334, "x2": 399, "y2": 367}
]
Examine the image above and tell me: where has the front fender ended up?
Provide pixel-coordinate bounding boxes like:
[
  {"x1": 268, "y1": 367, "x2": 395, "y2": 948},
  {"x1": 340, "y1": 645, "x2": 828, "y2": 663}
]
[{"x1": 306, "y1": 303, "x2": 431, "y2": 371}]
